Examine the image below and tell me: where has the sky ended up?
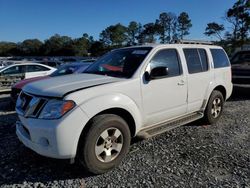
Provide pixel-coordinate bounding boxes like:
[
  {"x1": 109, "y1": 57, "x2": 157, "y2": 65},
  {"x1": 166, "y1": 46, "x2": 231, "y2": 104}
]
[{"x1": 0, "y1": 0, "x2": 236, "y2": 43}]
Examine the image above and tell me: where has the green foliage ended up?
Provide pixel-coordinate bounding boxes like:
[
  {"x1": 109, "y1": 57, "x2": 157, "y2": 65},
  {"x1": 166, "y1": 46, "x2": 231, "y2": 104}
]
[
  {"x1": 0, "y1": 42, "x2": 17, "y2": 56},
  {"x1": 18, "y1": 39, "x2": 43, "y2": 56},
  {"x1": 155, "y1": 12, "x2": 177, "y2": 43},
  {"x1": 177, "y1": 12, "x2": 192, "y2": 39},
  {"x1": 137, "y1": 23, "x2": 159, "y2": 44},
  {"x1": 204, "y1": 22, "x2": 225, "y2": 40},
  {"x1": 226, "y1": 0, "x2": 250, "y2": 42},
  {"x1": 127, "y1": 21, "x2": 142, "y2": 45},
  {"x1": 100, "y1": 23, "x2": 127, "y2": 46}
]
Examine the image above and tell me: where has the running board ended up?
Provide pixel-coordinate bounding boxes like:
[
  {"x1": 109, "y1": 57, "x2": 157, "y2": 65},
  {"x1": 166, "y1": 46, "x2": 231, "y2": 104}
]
[{"x1": 137, "y1": 112, "x2": 203, "y2": 139}]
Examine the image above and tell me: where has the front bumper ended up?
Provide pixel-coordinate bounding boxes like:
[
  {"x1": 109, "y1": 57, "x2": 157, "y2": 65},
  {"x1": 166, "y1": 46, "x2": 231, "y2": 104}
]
[{"x1": 16, "y1": 107, "x2": 89, "y2": 159}]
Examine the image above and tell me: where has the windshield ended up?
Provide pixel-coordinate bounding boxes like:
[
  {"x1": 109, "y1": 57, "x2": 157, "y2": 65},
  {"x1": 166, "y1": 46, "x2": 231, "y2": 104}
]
[
  {"x1": 84, "y1": 47, "x2": 152, "y2": 78},
  {"x1": 231, "y1": 51, "x2": 250, "y2": 64},
  {"x1": 50, "y1": 64, "x2": 83, "y2": 77}
]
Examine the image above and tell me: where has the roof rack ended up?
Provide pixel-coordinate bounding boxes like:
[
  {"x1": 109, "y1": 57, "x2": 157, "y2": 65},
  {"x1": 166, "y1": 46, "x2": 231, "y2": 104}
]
[{"x1": 174, "y1": 39, "x2": 213, "y2": 45}]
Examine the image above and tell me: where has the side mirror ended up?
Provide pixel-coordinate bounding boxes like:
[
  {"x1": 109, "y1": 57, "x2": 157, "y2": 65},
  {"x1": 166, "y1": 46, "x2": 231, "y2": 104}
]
[{"x1": 145, "y1": 66, "x2": 169, "y2": 81}]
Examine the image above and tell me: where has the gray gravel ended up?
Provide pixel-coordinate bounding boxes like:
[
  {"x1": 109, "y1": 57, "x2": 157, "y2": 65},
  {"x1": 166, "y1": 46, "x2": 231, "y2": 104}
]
[{"x1": 0, "y1": 86, "x2": 250, "y2": 188}]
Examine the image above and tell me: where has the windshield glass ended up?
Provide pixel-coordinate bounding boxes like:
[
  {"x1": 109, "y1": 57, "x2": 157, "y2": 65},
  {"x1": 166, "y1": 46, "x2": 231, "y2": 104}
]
[
  {"x1": 231, "y1": 51, "x2": 250, "y2": 64},
  {"x1": 84, "y1": 47, "x2": 152, "y2": 78},
  {"x1": 50, "y1": 64, "x2": 83, "y2": 77}
]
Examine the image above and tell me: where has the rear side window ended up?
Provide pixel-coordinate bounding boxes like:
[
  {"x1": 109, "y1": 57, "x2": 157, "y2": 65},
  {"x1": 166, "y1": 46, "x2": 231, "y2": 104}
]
[
  {"x1": 150, "y1": 49, "x2": 182, "y2": 77},
  {"x1": 26, "y1": 65, "x2": 50, "y2": 72},
  {"x1": 210, "y1": 49, "x2": 230, "y2": 68},
  {"x1": 184, "y1": 48, "x2": 208, "y2": 74}
]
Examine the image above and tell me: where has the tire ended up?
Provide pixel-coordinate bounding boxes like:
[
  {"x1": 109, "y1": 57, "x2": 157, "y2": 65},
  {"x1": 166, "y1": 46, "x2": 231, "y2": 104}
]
[
  {"x1": 203, "y1": 90, "x2": 224, "y2": 124},
  {"x1": 78, "y1": 114, "x2": 131, "y2": 174}
]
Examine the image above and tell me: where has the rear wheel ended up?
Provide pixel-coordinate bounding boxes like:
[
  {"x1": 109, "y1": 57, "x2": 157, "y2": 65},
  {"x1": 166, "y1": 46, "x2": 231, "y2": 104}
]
[
  {"x1": 203, "y1": 90, "x2": 224, "y2": 124},
  {"x1": 78, "y1": 114, "x2": 131, "y2": 174}
]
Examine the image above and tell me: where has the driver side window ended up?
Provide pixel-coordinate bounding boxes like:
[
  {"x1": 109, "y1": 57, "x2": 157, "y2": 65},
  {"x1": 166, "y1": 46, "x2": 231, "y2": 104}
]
[{"x1": 149, "y1": 49, "x2": 182, "y2": 77}]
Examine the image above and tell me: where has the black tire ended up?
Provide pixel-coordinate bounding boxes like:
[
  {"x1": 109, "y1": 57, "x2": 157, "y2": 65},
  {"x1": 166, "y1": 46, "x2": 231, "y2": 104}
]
[
  {"x1": 78, "y1": 114, "x2": 131, "y2": 174},
  {"x1": 203, "y1": 90, "x2": 224, "y2": 124}
]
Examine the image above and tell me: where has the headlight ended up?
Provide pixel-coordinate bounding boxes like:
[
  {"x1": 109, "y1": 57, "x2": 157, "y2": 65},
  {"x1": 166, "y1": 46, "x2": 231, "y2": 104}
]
[{"x1": 39, "y1": 100, "x2": 75, "y2": 119}]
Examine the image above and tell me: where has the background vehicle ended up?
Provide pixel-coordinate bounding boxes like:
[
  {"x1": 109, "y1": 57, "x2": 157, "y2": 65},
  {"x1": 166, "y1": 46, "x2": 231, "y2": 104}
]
[
  {"x1": 0, "y1": 63, "x2": 56, "y2": 92},
  {"x1": 231, "y1": 50, "x2": 250, "y2": 86},
  {"x1": 36, "y1": 61, "x2": 62, "y2": 68},
  {"x1": 11, "y1": 62, "x2": 91, "y2": 102},
  {"x1": 16, "y1": 42, "x2": 232, "y2": 174}
]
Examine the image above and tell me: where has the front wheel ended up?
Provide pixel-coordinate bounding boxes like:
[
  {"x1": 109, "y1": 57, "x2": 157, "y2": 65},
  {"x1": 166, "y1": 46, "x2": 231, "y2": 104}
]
[
  {"x1": 78, "y1": 114, "x2": 131, "y2": 174},
  {"x1": 203, "y1": 90, "x2": 224, "y2": 124}
]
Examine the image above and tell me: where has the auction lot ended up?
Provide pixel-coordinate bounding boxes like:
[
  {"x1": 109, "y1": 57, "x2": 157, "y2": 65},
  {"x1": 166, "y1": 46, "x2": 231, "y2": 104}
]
[{"x1": 0, "y1": 86, "x2": 249, "y2": 187}]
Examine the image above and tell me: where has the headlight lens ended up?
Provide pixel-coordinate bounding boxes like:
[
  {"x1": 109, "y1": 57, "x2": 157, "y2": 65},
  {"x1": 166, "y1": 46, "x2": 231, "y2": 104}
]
[{"x1": 39, "y1": 100, "x2": 75, "y2": 119}]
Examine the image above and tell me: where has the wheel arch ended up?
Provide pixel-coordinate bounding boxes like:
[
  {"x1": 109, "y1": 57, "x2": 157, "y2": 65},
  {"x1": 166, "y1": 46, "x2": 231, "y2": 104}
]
[
  {"x1": 213, "y1": 85, "x2": 226, "y2": 100},
  {"x1": 80, "y1": 107, "x2": 136, "y2": 139}
]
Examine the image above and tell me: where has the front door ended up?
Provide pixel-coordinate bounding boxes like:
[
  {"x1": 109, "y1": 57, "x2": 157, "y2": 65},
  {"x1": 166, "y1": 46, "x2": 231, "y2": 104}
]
[{"x1": 141, "y1": 48, "x2": 188, "y2": 127}]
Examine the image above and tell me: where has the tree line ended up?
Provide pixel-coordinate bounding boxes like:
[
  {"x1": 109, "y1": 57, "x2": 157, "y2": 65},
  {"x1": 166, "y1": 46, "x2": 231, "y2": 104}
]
[{"x1": 0, "y1": 0, "x2": 249, "y2": 57}]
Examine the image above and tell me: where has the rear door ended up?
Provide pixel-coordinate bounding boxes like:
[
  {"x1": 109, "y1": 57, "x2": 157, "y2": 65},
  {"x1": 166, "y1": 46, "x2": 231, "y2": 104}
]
[
  {"x1": 183, "y1": 48, "x2": 212, "y2": 112},
  {"x1": 141, "y1": 48, "x2": 188, "y2": 126},
  {"x1": 25, "y1": 65, "x2": 51, "y2": 78}
]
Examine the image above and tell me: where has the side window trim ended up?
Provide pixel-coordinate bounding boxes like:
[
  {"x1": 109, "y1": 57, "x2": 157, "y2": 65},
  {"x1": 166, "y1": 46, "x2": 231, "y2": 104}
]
[
  {"x1": 198, "y1": 48, "x2": 209, "y2": 71},
  {"x1": 148, "y1": 48, "x2": 183, "y2": 78}
]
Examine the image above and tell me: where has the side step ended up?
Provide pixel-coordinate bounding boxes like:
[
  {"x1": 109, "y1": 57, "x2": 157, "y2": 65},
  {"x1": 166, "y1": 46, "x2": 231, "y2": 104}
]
[{"x1": 137, "y1": 112, "x2": 203, "y2": 139}]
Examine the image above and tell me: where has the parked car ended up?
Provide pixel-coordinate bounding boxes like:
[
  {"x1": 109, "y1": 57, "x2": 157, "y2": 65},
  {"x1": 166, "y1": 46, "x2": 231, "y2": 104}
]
[
  {"x1": 11, "y1": 62, "x2": 91, "y2": 102},
  {"x1": 0, "y1": 63, "x2": 56, "y2": 92},
  {"x1": 231, "y1": 50, "x2": 250, "y2": 86},
  {"x1": 16, "y1": 41, "x2": 232, "y2": 174},
  {"x1": 36, "y1": 61, "x2": 62, "y2": 68},
  {"x1": 80, "y1": 58, "x2": 97, "y2": 63}
]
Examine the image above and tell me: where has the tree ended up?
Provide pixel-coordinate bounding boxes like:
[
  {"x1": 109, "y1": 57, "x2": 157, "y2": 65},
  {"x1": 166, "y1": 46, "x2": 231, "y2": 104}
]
[
  {"x1": 100, "y1": 23, "x2": 127, "y2": 46},
  {"x1": 137, "y1": 23, "x2": 158, "y2": 44},
  {"x1": 43, "y1": 34, "x2": 74, "y2": 56},
  {"x1": 177, "y1": 12, "x2": 192, "y2": 39},
  {"x1": 89, "y1": 41, "x2": 109, "y2": 57},
  {"x1": 0, "y1": 42, "x2": 18, "y2": 56},
  {"x1": 226, "y1": 0, "x2": 250, "y2": 42},
  {"x1": 18, "y1": 39, "x2": 43, "y2": 55},
  {"x1": 126, "y1": 21, "x2": 142, "y2": 45},
  {"x1": 155, "y1": 12, "x2": 177, "y2": 43},
  {"x1": 204, "y1": 22, "x2": 225, "y2": 40},
  {"x1": 72, "y1": 33, "x2": 94, "y2": 56}
]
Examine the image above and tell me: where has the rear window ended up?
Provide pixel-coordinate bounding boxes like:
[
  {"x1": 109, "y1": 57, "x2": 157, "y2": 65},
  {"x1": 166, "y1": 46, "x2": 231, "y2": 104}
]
[
  {"x1": 210, "y1": 49, "x2": 230, "y2": 68},
  {"x1": 26, "y1": 65, "x2": 50, "y2": 72}
]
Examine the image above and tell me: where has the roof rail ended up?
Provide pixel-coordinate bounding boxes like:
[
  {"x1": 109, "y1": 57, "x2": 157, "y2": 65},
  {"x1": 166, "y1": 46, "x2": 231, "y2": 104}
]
[{"x1": 174, "y1": 39, "x2": 213, "y2": 45}]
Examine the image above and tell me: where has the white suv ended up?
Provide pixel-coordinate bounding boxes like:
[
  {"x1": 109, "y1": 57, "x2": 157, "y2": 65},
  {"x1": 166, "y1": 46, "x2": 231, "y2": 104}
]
[{"x1": 16, "y1": 42, "x2": 232, "y2": 174}]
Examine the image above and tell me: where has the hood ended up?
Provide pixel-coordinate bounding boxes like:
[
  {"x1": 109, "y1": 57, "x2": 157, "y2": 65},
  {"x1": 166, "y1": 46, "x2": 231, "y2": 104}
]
[
  {"x1": 22, "y1": 73, "x2": 123, "y2": 98},
  {"x1": 13, "y1": 76, "x2": 49, "y2": 89}
]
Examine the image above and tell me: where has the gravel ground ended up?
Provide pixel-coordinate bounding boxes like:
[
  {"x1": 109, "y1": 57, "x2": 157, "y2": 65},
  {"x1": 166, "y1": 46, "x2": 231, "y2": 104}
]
[{"x1": 0, "y1": 86, "x2": 249, "y2": 188}]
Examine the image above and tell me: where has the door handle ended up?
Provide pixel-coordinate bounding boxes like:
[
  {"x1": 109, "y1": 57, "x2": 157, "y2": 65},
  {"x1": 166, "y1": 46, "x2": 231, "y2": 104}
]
[{"x1": 178, "y1": 80, "x2": 185, "y2": 86}]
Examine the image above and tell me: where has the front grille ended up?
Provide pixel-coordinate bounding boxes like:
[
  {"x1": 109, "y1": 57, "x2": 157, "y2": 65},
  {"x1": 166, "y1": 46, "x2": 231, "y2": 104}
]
[
  {"x1": 19, "y1": 92, "x2": 33, "y2": 112},
  {"x1": 16, "y1": 92, "x2": 47, "y2": 118}
]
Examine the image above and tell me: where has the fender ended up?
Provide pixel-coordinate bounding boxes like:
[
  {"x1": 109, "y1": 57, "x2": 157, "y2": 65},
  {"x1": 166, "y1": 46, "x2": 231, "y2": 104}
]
[
  {"x1": 79, "y1": 93, "x2": 143, "y2": 134},
  {"x1": 201, "y1": 80, "x2": 230, "y2": 111}
]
